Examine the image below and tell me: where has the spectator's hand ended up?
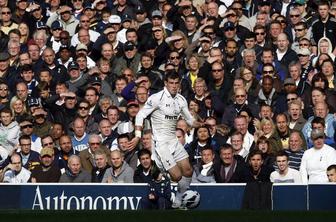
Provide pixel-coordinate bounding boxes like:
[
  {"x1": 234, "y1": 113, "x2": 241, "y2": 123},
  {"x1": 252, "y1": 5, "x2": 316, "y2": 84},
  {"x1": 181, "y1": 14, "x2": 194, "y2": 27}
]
[
  {"x1": 107, "y1": 176, "x2": 112, "y2": 183},
  {"x1": 127, "y1": 137, "x2": 140, "y2": 151},
  {"x1": 207, "y1": 56, "x2": 217, "y2": 64},
  {"x1": 7, "y1": 164, "x2": 14, "y2": 171},
  {"x1": 178, "y1": 0, "x2": 192, "y2": 7},
  {"x1": 26, "y1": 3, "x2": 40, "y2": 12},
  {"x1": 135, "y1": 76, "x2": 149, "y2": 84},
  {"x1": 149, "y1": 193, "x2": 155, "y2": 200}
]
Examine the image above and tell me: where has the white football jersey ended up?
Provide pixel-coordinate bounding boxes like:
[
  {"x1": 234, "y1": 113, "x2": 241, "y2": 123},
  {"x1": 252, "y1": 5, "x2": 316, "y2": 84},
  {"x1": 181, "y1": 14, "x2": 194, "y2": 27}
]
[{"x1": 135, "y1": 87, "x2": 194, "y2": 142}]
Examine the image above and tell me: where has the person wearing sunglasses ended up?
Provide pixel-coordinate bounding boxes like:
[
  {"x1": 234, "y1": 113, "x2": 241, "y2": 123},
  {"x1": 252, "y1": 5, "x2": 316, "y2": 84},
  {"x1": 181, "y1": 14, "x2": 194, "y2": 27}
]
[
  {"x1": 19, "y1": 117, "x2": 42, "y2": 154},
  {"x1": 79, "y1": 134, "x2": 111, "y2": 173},
  {"x1": 0, "y1": 7, "x2": 18, "y2": 35}
]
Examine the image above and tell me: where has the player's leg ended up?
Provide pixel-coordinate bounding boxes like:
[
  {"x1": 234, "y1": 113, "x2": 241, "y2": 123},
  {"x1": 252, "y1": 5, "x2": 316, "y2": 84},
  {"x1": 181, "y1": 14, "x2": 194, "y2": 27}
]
[{"x1": 171, "y1": 142, "x2": 193, "y2": 208}]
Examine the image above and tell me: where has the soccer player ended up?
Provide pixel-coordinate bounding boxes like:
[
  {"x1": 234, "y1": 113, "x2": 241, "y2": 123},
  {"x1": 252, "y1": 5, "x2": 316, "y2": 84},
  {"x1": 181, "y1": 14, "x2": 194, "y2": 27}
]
[{"x1": 134, "y1": 71, "x2": 202, "y2": 208}]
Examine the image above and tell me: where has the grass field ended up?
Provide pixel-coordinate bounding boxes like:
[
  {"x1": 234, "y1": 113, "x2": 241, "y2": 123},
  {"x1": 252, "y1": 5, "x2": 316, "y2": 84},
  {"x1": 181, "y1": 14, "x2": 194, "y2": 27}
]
[{"x1": 1, "y1": 210, "x2": 336, "y2": 222}]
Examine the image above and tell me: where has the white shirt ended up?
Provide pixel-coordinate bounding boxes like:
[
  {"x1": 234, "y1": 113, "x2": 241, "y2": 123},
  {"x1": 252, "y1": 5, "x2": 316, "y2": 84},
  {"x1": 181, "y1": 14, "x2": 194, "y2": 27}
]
[
  {"x1": 3, "y1": 168, "x2": 31, "y2": 183},
  {"x1": 71, "y1": 29, "x2": 100, "y2": 47},
  {"x1": 300, "y1": 144, "x2": 336, "y2": 183},
  {"x1": 270, "y1": 168, "x2": 302, "y2": 183},
  {"x1": 135, "y1": 87, "x2": 195, "y2": 142},
  {"x1": 227, "y1": 132, "x2": 254, "y2": 153}
]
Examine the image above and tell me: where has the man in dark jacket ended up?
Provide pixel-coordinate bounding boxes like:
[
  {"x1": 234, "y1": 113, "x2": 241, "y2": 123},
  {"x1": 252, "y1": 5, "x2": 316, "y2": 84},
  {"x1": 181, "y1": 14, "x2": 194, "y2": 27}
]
[
  {"x1": 241, "y1": 150, "x2": 273, "y2": 182},
  {"x1": 134, "y1": 149, "x2": 154, "y2": 183},
  {"x1": 91, "y1": 149, "x2": 110, "y2": 183},
  {"x1": 213, "y1": 144, "x2": 246, "y2": 183}
]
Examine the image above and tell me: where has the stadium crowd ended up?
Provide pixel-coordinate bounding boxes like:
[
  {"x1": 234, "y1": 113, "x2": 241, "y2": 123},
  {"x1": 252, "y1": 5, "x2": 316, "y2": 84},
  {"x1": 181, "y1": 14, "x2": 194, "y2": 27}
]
[{"x1": 1, "y1": 0, "x2": 336, "y2": 188}]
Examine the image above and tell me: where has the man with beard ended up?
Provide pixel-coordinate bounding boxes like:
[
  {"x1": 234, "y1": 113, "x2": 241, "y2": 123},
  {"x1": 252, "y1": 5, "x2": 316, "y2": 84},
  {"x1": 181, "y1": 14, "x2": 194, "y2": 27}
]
[
  {"x1": 243, "y1": 150, "x2": 272, "y2": 182},
  {"x1": 30, "y1": 147, "x2": 61, "y2": 182}
]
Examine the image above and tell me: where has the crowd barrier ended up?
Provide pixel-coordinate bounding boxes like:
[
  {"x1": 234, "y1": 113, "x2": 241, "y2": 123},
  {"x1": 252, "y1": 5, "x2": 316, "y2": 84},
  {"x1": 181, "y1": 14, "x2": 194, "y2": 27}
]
[{"x1": 0, "y1": 183, "x2": 335, "y2": 210}]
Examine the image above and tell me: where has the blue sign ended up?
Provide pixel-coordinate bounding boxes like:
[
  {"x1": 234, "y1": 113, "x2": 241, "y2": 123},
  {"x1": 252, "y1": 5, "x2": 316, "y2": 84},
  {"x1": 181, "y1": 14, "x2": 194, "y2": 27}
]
[{"x1": 0, "y1": 184, "x2": 335, "y2": 210}]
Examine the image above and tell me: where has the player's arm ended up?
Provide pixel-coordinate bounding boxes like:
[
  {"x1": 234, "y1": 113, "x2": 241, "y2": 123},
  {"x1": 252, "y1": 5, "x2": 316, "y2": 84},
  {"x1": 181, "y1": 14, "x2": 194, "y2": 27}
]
[
  {"x1": 180, "y1": 97, "x2": 204, "y2": 128},
  {"x1": 129, "y1": 95, "x2": 159, "y2": 147}
]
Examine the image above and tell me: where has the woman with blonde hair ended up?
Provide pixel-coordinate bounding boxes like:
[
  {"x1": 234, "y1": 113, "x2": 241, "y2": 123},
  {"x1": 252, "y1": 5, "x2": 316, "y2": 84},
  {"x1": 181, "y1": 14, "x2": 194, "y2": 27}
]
[
  {"x1": 166, "y1": 30, "x2": 189, "y2": 57},
  {"x1": 181, "y1": 54, "x2": 203, "y2": 100},
  {"x1": 18, "y1": 22, "x2": 30, "y2": 45},
  {"x1": 9, "y1": 96, "x2": 28, "y2": 121}
]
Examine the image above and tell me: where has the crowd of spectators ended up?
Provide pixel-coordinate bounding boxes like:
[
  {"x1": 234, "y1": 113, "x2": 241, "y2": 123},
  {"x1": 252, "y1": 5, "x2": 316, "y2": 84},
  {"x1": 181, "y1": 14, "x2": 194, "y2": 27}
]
[{"x1": 1, "y1": 0, "x2": 336, "y2": 186}]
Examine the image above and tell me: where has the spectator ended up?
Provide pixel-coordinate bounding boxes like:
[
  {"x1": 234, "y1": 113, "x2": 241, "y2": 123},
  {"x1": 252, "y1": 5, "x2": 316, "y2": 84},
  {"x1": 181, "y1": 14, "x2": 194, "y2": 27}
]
[
  {"x1": 30, "y1": 147, "x2": 61, "y2": 183},
  {"x1": 192, "y1": 146, "x2": 216, "y2": 183},
  {"x1": 270, "y1": 151, "x2": 302, "y2": 183},
  {"x1": 0, "y1": 108, "x2": 20, "y2": 155},
  {"x1": 327, "y1": 164, "x2": 336, "y2": 182},
  {"x1": 91, "y1": 149, "x2": 110, "y2": 183},
  {"x1": 300, "y1": 129, "x2": 336, "y2": 183},
  {"x1": 102, "y1": 149, "x2": 134, "y2": 183},
  {"x1": 59, "y1": 155, "x2": 91, "y2": 183},
  {"x1": 213, "y1": 144, "x2": 246, "y2": 183},
  {"x1": 133, "y1": 149, "x2": 154, "y2": 183},
  {"x1": 79, "y1": 134, "x2": 110, "y2": 173},
  {"x1": 2, "y1": 154, "x2": 30, "y2": 183}
]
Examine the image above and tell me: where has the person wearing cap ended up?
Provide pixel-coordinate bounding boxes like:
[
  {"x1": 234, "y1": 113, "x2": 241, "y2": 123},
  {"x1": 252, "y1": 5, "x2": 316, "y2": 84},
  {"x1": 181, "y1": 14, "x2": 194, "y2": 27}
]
[
  {"x1": 66, "y1": 60, "x2": 88, "y2": 94},
  {"x1": 24, "y1": 1, "x2": 48, "y2": 37},
  {"x1": 30, "y1": 147, "x2": 61, "y2": 183},
  {"x1": 300, "y1": 128, "x2": 336, "y2": 183},
  {"x1": 48, "y1": 20, "x2": 63, "y2": 53},
  {"x1": 0, "y1": 52, "x2": 14, "y2": 89},
  {"x1": 112, "y1": 40, "x2": 141, "y2": 76},
  {"x1": 306, "y1": 117, "x2": 336, "y2": 149},
  {"x1": 0, "y1": 7, "x2": 18, "y2": 35},
  {"x1": 91, "y1": 24, "x2": 123, "y2": 60},
  {"x1": 47, "y1": 5, "x2": 79, "y2": 37},
  {"x1": 51, "y1": 91, "x2": 78, "y2": 134},
  {"x1": 31, "y1": 107, "x2": 52, "y2": 138},
  {"x1": 218, "y1": 21, "x2": 241, "y2": 49},
  {"x1": 57, "y1": 44, "x2": 73, "y2": 68}
]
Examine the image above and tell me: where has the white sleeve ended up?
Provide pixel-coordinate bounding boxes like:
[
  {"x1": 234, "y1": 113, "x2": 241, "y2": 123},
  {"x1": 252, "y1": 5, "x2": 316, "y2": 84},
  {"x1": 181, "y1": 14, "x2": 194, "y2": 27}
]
[
  {"x1": 294, "y1": 170, "x2": 303, "y2": 184},
  {"x1": 300, "y1": 152, "x2": 308, "y2": 184},
  {"x1": 135, "y1": 94, "x2": 159, "y2": 127},
  {"x1": 180, "y1": 97, "x2": 195, "y2": 126},
  {"x1": 270, "y1": 171, "x2": 275, "y2": 183}
]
